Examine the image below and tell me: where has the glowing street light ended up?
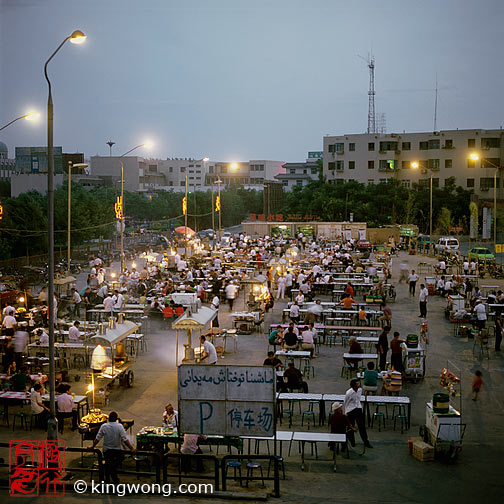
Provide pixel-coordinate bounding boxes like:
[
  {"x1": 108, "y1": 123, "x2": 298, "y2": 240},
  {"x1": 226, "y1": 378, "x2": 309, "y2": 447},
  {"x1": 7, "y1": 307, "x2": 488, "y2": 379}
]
[
  {"x1": 0, "y1": 111, "x2": 40, "y2": 132},
  {"x1": 469, "y1": 152, "x2": 501, "y2": 252},
  {"x1": 44, "y1": 28, "x2": 86, "y2": 441}
]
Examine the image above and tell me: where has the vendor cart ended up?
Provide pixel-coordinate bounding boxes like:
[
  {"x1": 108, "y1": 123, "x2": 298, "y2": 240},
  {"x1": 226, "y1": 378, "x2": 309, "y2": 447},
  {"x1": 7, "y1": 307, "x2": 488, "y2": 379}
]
[
  {"x1": 402, "y1": 341, "x2": 426, "y2": 382},
  {"x1": 88, "y1": 319, "x2": 139, "y2": 392}
]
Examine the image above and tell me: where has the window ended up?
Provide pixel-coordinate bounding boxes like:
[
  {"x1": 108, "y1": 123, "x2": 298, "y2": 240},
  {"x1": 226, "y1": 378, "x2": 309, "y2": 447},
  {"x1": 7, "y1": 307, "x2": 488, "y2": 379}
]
[
  {"x1": 401, "y1": 161, "x2": 410, "y2": 169},
  {"x1": 419, "y1": 141, "x2": 429, "y2": 150},
  {"x1": 180, "y1": 167, "x2": 185, "y2": 172},
  {"x1": 444, "y1": 139, "x2": 453, "y2": 148},
  {"x1": 328, "y1": 144, "x2": 335, "y2": 153},
  {"x1": 402, "y1": 142, "x2": 411, "y2": 151},
  {"x1": 367, "y1": 179, "x2": 374, "y2": 185},
  {"x1": 379, "y1": 141, "x2": 398, "y2": 152},
  {"x1": 468, "y1": 138, "x2": 476, "y2": 148},
  {"x1": 349, "y1": 143, "x2": 355, "y2": 151},
  {"x1": 258, "y1": 164, "x2": 264, "y2": 171},
  {"x1": 335, "y1": 179, "x2": 345, "y2": 185},
  {"x1": 445, "y1": 159, "x2": 452, "y2": 168},
  {"x1": 349, "y1": 161, "x2": 355, "y2": 170},
  {"x1": 209, "y1": 166, "x2": 214, "y2": 173},
  {"x1": 468, "y1": 157, "x2": 476, "y2": 168},
  {"x1": 303, "y1": 169, "x2": 307, "y2": 174},
  {"x1": 296, "y1": 180, "x2": 303, "y2": 186},
  {"x1": 290, "y1": 168, "x2": 296, "y2": 174},
  {"x1": 482, "y1": 158, "x2": 500, "y2": 169},
  {"x1": 335, "y1": 143, "x2": 344, "y2": 153},
  {"x1": 169, "y1": 166, "x2": 173, "y2": 173},
  {"x1": 401, "y1": 180, "x2": 411, "y2": 188},
  {"x1": 379, "y1": 159, "x2": 395, "y2": 171},
  {"x1": 368, "y1": 160, "x2": 374, "y2": 169},
  {"x1": 432, "y1": 178, "x2": 440, "y2": 188},
  {"x1": 189, "y1": 170, "x2": 194, "y2": 174},
  {"x1": 480, "y1": 177, "x2": 495, "y2": 190},
  {"x1": 428, "y1": 139, "x2": 440, "y2": 149},
  {"x1": 328, "y1": 162, "x2": 335, "y2": 171},
  {"x1": 311, "y1": 168, "x2": 318, "y2": 174},
  {"x1": 368, "y1": 142, "x2": 375, "y2": 151},
  {"x1": 336, "y1": 161, "x2": 344, "y2": 171},
  {"x1": 482, "y1": 138, "x2": 500, "y2": 149},
  {"x1": 379, "y1": 178, "x2": 387, "y2": 184},
  {"x1": 169, "y1": 181, "x2": 173, "y2": 186},
  {"x1": 428, "y1": 159, "x2": 440, "y2": 170}
]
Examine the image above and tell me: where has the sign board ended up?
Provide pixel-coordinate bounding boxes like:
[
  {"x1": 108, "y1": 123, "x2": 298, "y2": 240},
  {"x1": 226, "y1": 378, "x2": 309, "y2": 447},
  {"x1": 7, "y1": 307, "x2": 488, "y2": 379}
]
[
  {"x1": 178, "y1": 365, "x2": 275, "y2": 436},
  {"x1": 358, "y1": 229, "x2": 366, "y2": 240},
  {"x1": 349, "y1": 212, "x2": 354, "y2": 222},
  {"x1": 495, "y1": 244, "x2": 504, "y2": 253},
  {"x1": 344, "y1": 229, "x2": 352, "y2": 241},
  {"x1": 307, "y1": 151, "x2": 323, "y2": 159}
]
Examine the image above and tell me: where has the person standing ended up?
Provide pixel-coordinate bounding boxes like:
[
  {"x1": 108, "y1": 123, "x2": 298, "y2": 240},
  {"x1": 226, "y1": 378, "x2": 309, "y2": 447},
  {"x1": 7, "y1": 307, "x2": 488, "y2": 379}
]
[
  {"x1": 225, "y1": 282, "x2": 237, "y2": 311},
  {"x1": 211, "y1": 294, "x2": 220, "y2": 328},
  {"x1": 276, "y1": 275, "x2": 286, "y2": 299},
  {"x1": 343, "y1": 379, "x2": 372, "y2": 449},
  {"x1": 419, "y1": 283, "x2": 428, "y2": 318},
  {"x1": 408, "y1": 270, "x2": 419, "y2": 296},
  {"x1": 377, "y1": 326, "x2": 390, "y2": 371},
  {"x1": 473, "y1": 299, "x2": 487, "y2": 329},
  {"x1": 389, "y1": 331, "x2": 404, "y2": 373},
  {"x1": 90, "y1": 411, "x2": 136, "y2": 484},
  {"x1": 495, "y1": 312, "x2": 502, "y2": 351},
  {"x1": 199, "y1": 335, "x2": 217, "y2": 364}
]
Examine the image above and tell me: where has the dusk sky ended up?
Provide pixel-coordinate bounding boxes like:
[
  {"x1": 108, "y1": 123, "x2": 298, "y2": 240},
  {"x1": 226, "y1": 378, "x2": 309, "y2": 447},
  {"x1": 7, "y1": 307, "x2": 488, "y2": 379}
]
[{"x1": 1, "y1": 0, "x2": 503, "y2": 163}]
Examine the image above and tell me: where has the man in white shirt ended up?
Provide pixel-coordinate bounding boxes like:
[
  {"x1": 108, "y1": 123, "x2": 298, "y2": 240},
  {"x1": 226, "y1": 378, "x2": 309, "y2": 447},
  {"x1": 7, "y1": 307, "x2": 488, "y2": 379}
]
[
  {"x1": 1, "y1": 312, "x2": 17, "y2": 336},
  {"x1": 96, "y1": 284, "x2": 108, "y2": 303},
  {"x1": 31, "y1": 383, "x2": 49, "y2": 428},
  {"x1": 103, "y1": 294, "x2": 115, "y2": 313},
  {"x1": 13, "y1": 330, "x2": 28, "y2": 369},
  {"x1": 70, "y1": 288, "x2": 82, "y2": 316},
  {"x1": 36, "y1": 328, "x2": 49, "y2": 345},
  {"x1": 474, "y1": 299, "x2": 487, "y2": 329},
  {"x1": 463, "y1": 260, "x2": 470, "y2": 275},
  {"x1": 56, "y1": 384, "x2": 78, "y2": 432},
  {"x1": 408, "y1": 270, "x2": 419, "y2": 296},
  {"x1": 301, "y1": 323, "x2": 316, "y2": 357},
  {"x1": 419, "y1": 283, "x2": 429, "y2": 318},
  {"x1": 199, "y1": 335, "x2": 218, "y2": 364},
  {"x1": 436, "y1": 277, "x2": 445, "y2": 296},
  {"x1": 343, "y1": 379, "x2": 372, "y2": 448},
  {"x1": 289, "y1": 302, "x2": 300, "y2": 324},
  {"x1": 90, "y1": 411, "x2": 136, "y2": 484},
  {"x1": 225, "y1": 282, "x2": 238, "y2": 310},
  {"x1": 68, "y1": 321, "x2": 82, "y2": 341},
  {"x1": 113, "y1": 290, "x2": 124, "y2": 310},
  {"x1": 211, "y1": 295, "x2": 220, "y2": 328},
  {"x1": 276, "y1": 275, "x2": 286, "y2": 299},
  {"x1": 295, "y1": 292, "x2": 305, "y2": 305}
]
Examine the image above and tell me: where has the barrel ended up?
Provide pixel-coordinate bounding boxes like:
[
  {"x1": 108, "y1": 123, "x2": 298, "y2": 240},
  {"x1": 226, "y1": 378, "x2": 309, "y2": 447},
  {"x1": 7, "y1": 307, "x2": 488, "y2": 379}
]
[
  {"x1": 406, "y1": 334, "x2": 419, "y2": 348},
  {"x1": 433, "y1": 393, "x2": 450, "y2": 413}
]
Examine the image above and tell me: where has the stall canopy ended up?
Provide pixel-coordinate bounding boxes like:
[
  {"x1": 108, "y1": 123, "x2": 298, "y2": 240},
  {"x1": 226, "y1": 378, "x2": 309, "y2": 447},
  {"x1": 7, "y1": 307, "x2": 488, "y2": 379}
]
[
  {"x1": 172, "y1": 306, "x2": 216, "y2": 330},
  {"x1": 54, "y1": 276, "x2": 77, "y2": 285},
  {"x1": 90, "y1": 320, "x2": 139, "y2": 347}
]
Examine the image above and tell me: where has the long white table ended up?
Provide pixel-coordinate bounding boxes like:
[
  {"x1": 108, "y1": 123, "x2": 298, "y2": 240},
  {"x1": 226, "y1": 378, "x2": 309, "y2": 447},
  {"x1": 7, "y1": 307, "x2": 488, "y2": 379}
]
[{"x1": 291, "y1": 432, "x2": 346, "y2": 471}]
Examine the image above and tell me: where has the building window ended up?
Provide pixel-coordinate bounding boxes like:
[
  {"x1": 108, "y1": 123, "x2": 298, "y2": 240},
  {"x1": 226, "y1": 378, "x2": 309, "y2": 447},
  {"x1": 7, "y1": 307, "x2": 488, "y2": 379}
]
[
  {"x1": 296, "y1": 180, "x2": 303, "y2": 186},
  {"x1": 468, "y1": 138, "x2": 476, "y2": 148},
  {"x1": 328, "y1": 144, "x2": 335, "y2": 153},
  {"x1": 367, "y1": 179, "x2": 374, "y2": 185},
  {"x1": 419, "y1": 141, "x2": 428, "y2": 150},
  {"x1": 466, "y1": 178, "x2": 474, "y2": 188},
  {"x1": 401, "y1": 161, "x2": 410, "y2": 169},
  {"x1": 335, "y1": 143, "x2": 344, "y2": 153},
  {"x1": 303, "y1": 169, "x2": 307, "y2": 174},
  {"x1": 480, "y1": 177, "x2": 496, "y2": 190},
  {"x1": 209, "y1": 166, "x2": 214, "y2": 173},
  {"x1": 482, "y1": 158, "x2": 501, "y2": 168},
  {"x1": 335, "y1": 179, "x2": 345, "y2": 185},
  {"x1": 401, "y1": 180, "x2": 411, "y2": 188},
  {"x1": 444, "y1": 139, "x2": 453, "y2": 148},
  {"x1": 432, "y1": 178, "x2": 440, "y2": 188},
  {"x1": 402, "y1": 142, "x2": 411, "y2": 150},
  {"x1": 368, "y1": 160, "x2": 374, "y2": 169},
  {"x1": 336, "y1": 161, "x2": 344, "y2": 171},
  {"x1": 290, "y1": 168, "x2": 296, "y2": 174},
  {"x1": 368, "y1": 142, "x2": 375, "y2": 151},
  {"x1": 311, "y1": 168, "x2": 318, "y2": 174},
  {"x1": 328, "y1": 162, "x2": 335, "y2": 171},
  {"x1": 428, "y1": 159, "x2": 440, "y2": 170},
  {"x1": 428, "y1": 139, "x2": 440, "y2": 149},
  {"x1": 349, "y1": 143, "x2": 355, "y2": 151},
  {"x1": 180, "y1": 167, "x2": 185, "y2": 172},
  {"x1": 379, "y1": 141, "x2": 398, "y2": 152},
  {"x1": 468, "y1": 157, "x2": 476, "y2": 168},
  {"x1": 482, "y1": 138, "x2": 500, "y2": 149},
  {"x1": 379, "y1": 159, "x2": 395, "y2": 171},
  {"x1": 349, "y1": 161, "x2": 355, "y2": 170},
  {"x1": 445, "y1": 159, "x2": 452, "y2": 168},
  {"x1": 379, "y1": 178, "x2": 387, "y2": 184},
  {"x1": 169, "y1": 167, "x2": 173, "y2": 173}
]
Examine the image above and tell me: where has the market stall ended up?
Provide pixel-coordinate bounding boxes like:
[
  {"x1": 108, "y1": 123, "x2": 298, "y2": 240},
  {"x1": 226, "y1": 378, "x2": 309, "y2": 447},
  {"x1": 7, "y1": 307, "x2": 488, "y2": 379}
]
[
  {"x1": 172, "y1": 306, "x2": 217, "y2": 363},
  {"x1": 88, "y1": 319, "x2": 140, "y2": 393},
  {"x1": 402, "y1": 334, "x2": 426, "y2": 382}
]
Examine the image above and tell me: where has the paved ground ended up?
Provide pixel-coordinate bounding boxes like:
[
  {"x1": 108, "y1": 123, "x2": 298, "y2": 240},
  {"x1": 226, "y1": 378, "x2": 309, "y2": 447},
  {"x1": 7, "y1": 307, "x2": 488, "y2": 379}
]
[{"x1": 1, "y1": 250, "x2": 503, "y2": 503}]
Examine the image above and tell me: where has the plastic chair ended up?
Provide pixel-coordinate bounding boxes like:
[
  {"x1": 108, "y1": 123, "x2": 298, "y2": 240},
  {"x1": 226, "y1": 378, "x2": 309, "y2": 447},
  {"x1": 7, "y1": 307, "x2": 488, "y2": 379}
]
[
  {"x1": 163, "y1": 306, "x2": 174, "y2": 322},
  {"x1": 245, "y1": 461, "x2": 265, "y2": 488},
  {"x1": 175, "y1": 307, "x2": 185, "y2": 317},
  {"x1": 13, "y1": 412, "x2": 29, "y2": 431}
]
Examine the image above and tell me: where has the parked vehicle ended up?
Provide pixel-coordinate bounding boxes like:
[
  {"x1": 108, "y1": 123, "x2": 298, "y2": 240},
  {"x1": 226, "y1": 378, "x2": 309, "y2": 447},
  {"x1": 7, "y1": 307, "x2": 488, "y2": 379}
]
[
  {"x1": 468, "y1": 247, "x2": 495, "y2": 263},
  {"x1": 416, "y1": 235, "x2": 435, "y2": 251},
  {"x1": 435, "y1": 236, "x2": 460, "y2": 254}
]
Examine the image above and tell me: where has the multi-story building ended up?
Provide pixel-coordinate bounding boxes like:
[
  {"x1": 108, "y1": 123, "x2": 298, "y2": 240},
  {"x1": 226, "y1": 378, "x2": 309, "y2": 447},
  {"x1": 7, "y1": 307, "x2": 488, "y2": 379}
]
[
  {"x1": 205, "y1": 160, "x2": 285, "y2": 188},
  {"x1": 0, "y1": 141, "x2": 16, "y2": 180},
  {"x1": 275, "y1": 152, "x2": 322, "y2": 190},
  {"x1": 323, "y1": 129, "x2": 504, "y2": 198}
]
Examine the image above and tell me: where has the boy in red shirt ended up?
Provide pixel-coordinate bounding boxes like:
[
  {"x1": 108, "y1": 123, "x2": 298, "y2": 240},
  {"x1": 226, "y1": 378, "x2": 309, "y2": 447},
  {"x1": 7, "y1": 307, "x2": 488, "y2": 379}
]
[{"x1": 472, "y1": 370, "x2": 483, "y2": 401}]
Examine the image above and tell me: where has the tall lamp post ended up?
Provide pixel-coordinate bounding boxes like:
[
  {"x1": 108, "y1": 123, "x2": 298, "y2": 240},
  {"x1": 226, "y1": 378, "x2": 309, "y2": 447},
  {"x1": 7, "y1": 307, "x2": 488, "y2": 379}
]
[
  {"x1": 118, "y1": 142, "x2": 152, "y2": 274},
  {"x1": 44, "y1": 29, "x2": 86, "y2": 440},
  {"x1": 411, "y1": 161, "x2": 433, "y2": 249},
  {"x1": 0, "y1": 112, "x2": 40, "y2": 132},
  {"x1": 470, "y1": 153, "x2": 501, "y2": 252},
  {"x1": 67, "y1": 161, "x2": 88, "y2": 276}
]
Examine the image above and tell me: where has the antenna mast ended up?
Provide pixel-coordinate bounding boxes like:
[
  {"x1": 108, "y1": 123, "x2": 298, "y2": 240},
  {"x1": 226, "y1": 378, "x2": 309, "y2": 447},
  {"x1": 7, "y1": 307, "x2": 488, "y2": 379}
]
[
  {"x1": 433, "y1": 74, "x2": 438, "y2": 132},
  {"x1": 359, "y1": 53, "x2": 376, "y2": 134}
]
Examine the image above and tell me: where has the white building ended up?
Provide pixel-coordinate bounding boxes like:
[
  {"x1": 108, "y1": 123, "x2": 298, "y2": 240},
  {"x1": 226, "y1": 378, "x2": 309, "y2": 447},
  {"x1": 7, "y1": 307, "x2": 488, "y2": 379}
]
[{"x1": 323, "y1": 129, "x2": 504, "y2": 198}]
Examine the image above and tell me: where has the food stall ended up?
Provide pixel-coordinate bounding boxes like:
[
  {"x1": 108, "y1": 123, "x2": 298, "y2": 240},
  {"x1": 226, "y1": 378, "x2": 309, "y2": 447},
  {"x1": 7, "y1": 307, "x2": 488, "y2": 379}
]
[
  {"x1": 172, "y1": 306, "x2": 217, "y2": 363},
  {"x1": 402, "y1": 334, "x2": 426, "y2": 382},
  {"x1": 89, "y1": 318, "x2": 140, "y2": 391}
]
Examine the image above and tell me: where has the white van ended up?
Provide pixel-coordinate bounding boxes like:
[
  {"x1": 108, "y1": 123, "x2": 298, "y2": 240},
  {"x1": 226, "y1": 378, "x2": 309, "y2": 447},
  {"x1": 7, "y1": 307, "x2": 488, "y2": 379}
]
[{"x1": 435, "y1": 236, "x2": 460, "y2": 254}]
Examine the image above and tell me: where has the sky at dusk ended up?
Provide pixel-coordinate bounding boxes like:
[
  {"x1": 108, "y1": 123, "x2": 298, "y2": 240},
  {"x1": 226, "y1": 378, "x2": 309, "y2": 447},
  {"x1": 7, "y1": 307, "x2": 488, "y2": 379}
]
[{"x1": 1, "y1": 0, "x2": 503, "y2": 163}]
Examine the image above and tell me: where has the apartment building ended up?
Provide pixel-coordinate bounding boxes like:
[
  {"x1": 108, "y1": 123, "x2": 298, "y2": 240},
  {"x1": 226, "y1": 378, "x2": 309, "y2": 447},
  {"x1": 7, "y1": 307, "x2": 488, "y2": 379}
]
[
  {"x1": 323, "y1": 129, "x2": 504, "y2": 198},
  {"x1": 205, "y1": 160, "x2": 285, "y2": 188}
]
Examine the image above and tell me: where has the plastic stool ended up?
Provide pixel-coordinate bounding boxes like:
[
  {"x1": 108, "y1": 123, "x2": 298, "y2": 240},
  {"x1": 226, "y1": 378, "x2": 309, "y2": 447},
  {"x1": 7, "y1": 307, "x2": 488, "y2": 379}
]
[
  {"x1": 371, "y1": 403, "x2": 386, "y2": 432},
  {"x1": 13, "y1": 412, "x2": 29, "y2": 431},
  {"x1": 134, "y1": 455, "x2": 150, "y2": 479},
  {"x1": 341, "y1": 364, "x2": 353, "y2": 379},
  {"x1": 301, "y1": 404, "x2": 316, "y2": 429},
  {"x1": 267, "y1": 456, "x2": 286, "y2": 480},
  {"x1": 245, "y1": 461, "x2": 265, "y2": 488},
  {"x1": 225, "y1": 460, "x2": 243, "y2": 486},
  {"x1": 393, "y1": 404, "x2": 408, "y2": 433}
]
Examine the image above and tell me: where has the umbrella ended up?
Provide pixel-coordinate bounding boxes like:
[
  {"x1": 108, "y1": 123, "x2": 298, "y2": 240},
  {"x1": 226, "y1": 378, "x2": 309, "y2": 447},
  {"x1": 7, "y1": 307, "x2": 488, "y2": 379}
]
[{"x1": 175, "y1": 226, "x2": 195, "y2": 237}]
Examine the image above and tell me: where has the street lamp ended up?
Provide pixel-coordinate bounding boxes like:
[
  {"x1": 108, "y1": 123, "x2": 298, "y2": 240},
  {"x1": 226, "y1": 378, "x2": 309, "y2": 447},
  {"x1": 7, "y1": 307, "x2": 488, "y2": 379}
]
[
  {"x1": 0, "y1": 112, "x2": 40, "y2": 132},
  {"x1": 44, "y1": 29, "x2": 86, "y2": 441},
  {"x1": 118, "y1": 142, "x2": 152, "y2": 274},
  {"x1": 67, "y1": 161, "x2": 88, "y2": 276},
  {"x1": 469, "y1": 152, "x2": 500, "y2": 252},
  {"x1": 411, "y1": 161, "x2": 433, "y2": 248}
]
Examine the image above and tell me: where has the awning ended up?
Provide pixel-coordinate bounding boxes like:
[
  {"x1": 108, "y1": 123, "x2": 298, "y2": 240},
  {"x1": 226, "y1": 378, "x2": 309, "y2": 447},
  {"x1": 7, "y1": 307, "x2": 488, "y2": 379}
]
[
  {"x1": 90, "y1": 320, "x2": 139, "y2": 347},
  {"x1": 172, "y1": 306, "x2": 216, "y2": 330}
]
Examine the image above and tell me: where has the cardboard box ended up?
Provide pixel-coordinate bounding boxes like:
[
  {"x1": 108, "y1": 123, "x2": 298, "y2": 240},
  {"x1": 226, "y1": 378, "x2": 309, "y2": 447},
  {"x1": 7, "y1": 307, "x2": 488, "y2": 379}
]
[{"x1": 412, "y1": 440, "x2": 435, "y2": 461}]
